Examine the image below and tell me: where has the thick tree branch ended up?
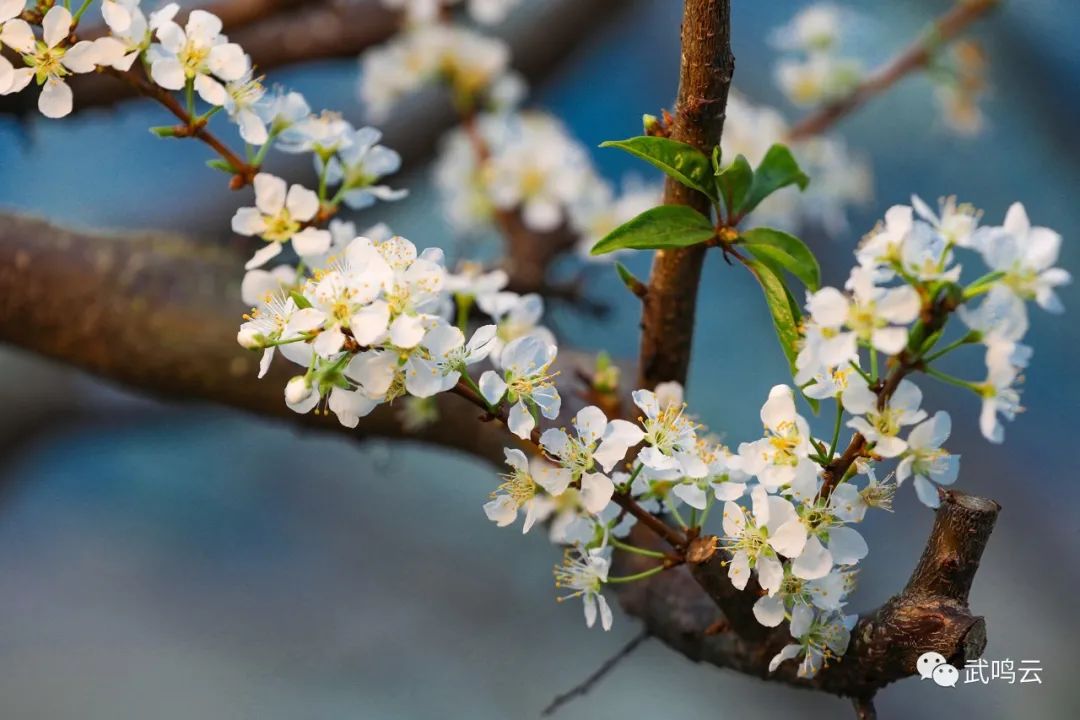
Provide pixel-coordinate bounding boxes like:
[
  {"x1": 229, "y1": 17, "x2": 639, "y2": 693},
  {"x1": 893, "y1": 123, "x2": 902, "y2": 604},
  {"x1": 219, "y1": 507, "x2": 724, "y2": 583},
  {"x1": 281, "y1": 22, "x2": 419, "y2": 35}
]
[
  {"x1": 638, "y1": 0, "x2": 733, "y2": 389},
  {"x1": 0, "y1": 215, "x2": 508, "y2": 464},
  {"x1": 788, "y1": 0, "x2": 1000, "y2": 141},
  {"x1": 620, "y1": 489, "x2": 998, "y2": 698}
]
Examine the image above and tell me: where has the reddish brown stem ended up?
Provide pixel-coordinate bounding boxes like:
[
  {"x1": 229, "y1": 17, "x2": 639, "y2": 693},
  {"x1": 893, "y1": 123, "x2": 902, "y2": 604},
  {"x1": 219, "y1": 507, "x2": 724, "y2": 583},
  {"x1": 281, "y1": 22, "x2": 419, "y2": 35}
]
[
  {"x1": 788, "y1": 0, "x2": 1000, "y2": 140},
  {"x1": 638, "y1": 0, "x2": 733, "y2": 389},
  {"x1": 105, "y1": 68, "x2": 257, "y2": 188}
]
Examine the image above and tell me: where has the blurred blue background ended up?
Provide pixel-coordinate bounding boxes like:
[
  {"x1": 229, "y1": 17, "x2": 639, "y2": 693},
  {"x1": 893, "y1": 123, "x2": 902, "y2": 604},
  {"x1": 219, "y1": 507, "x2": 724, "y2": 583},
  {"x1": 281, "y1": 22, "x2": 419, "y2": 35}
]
[{"x1": 0, "y1": 0, "x2": 1078, "y2": 718}]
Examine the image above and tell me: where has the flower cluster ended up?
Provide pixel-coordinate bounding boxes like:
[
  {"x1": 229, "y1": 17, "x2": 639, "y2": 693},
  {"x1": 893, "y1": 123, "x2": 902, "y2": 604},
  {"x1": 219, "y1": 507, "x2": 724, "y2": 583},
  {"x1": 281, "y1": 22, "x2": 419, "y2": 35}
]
[
  {"x1": 800, "y1": 197, "x2": 1068, "y2": 451},
  {"x1": 16, "y1": 0, "x2": 1062, "y2": 688},
  {"x1": 360, "y1": 22, "x2": 521, "y2": 122},
  {"x1": 0, "y1": 2, "x2": 143, "y2": 117},
  {"x1": 771, "y1": 3, "x2": 863, "y2": 108},
  {"x1": 434, "y1": 111, "x2": 607, "y2": 234}
]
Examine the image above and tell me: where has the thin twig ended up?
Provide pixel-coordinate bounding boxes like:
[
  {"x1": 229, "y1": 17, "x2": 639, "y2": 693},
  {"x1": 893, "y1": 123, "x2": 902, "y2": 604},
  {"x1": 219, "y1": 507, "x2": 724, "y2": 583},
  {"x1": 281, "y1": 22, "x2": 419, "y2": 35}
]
[
  {"x1": 541, "y1": 629, "x2": 650, "y2": 716},
  {"x1": 788, "y1": 0, "x2": 1000, "y2": 140},
  {"x1": 105, "y1": 68, "x2": 257, "y2": 188}
]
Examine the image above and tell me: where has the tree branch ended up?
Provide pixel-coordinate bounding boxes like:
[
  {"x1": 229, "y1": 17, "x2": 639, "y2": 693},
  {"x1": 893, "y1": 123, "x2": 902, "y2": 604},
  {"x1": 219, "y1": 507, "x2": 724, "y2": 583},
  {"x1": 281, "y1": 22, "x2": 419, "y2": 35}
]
[
  {"x1": 638, "y1": 0, "x2": 733, "y2": 389},
  {"x1": 0, "y1": 214, "x2": 507, "y2": 464},
  {"x1": 788, "y1": 0, "x2": 1000, "y2": 141},
  {"x1": 619, "y1": 489, "x2": 998, "y2": 698}
]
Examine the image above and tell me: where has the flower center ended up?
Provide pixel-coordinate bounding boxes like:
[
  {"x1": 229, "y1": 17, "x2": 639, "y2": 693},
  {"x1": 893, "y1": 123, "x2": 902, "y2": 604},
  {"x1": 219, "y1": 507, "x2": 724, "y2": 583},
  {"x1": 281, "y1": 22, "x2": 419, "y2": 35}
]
[
  {"x1": 263, "y1": 211, "x2": 300, "y2": 243},
  {"x1": 179, "y1": 40, "x2": 211, "y2": 77},
  {"x1": 494, "y1": 468, "x2": 536, "y2": 507},
  {"x1": 767, "y1": 422, "x2": 802, "y2": 466},
  {"x1": 30, "y1": 42, "x2": 68, "y2": 82}
]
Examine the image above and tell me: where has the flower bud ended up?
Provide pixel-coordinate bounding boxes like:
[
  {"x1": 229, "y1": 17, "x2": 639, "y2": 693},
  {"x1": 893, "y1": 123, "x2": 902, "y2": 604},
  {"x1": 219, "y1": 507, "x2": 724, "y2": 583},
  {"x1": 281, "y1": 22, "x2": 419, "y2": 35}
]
[
  {"x1": 285, "y1": 375, "x2": 313, "y2": 405},
  {"x1": 237, "y1": 326, "x2": 263, "y2": 350}
]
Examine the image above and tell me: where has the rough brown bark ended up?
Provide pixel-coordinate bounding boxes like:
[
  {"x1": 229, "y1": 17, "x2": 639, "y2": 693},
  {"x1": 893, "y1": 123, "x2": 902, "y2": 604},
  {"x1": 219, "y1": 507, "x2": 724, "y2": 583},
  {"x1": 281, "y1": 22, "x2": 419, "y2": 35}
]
[
  {"x1": 0, "y1": 215, "x2": 508, "y2": 464},
  {"x1": 638, "y1": 0, "x2": 733, "y2": 389},
  {"x1": 619, "y1": 489, "x2": 998, "y2": 698}
]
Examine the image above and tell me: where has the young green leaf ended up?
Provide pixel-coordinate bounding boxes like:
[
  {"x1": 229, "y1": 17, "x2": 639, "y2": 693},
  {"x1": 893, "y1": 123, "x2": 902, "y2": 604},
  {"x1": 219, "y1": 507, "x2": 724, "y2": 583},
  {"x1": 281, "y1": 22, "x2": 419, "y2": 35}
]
[
  {"x1": 600, "y1": 137, "x2": 717, "y2": 200},
  {"x1": 741, "y1": 144, "x2": 810, "y2": 215},
  {"x1": 289, "y1": 290, "x2": 313, "y2": 309},
  {"x1": 711, "y1": 145, "x2": 723, "y2": 174},
  {"x1": 614, "y1": 261, "x2": 647, "y2": 297},
  {"x1": 741, "y1": 227, "x2": 821, "y2": 290},
  {"x1": 206, "y1": 158, "x2": 236, "y2": 174},
  {"x1": 743, "y1": 257, "x2": 802, "y2": 372},
  {"x1": 590, "y1": 205, "x2": 715, "y2": 256},
  {"x1": 715, "y1": 154, "x2": 753, "y2": 217}
]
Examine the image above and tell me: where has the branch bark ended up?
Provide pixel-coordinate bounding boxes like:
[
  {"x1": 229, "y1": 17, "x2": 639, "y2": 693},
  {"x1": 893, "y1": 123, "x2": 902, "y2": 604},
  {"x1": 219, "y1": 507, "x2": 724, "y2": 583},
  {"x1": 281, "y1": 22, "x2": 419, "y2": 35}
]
[
  {"x1": 0, "y1": 215, "x2": 507, "y2": 465},
  {"x1": 638, "y1": 0, "x2": 733, "y2": 389},
  {"x1": 788, "y1": 0, "x2": 1000, "y2": 141},
  {"x1": 619, "y1": 489, "x2": 998, "y2": 698}
]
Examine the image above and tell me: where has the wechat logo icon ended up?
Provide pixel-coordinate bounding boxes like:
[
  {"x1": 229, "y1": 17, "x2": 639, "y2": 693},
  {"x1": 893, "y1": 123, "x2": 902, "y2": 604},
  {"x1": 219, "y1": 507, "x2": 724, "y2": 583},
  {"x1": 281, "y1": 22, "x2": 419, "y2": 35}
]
[{"x1": 917, "y1": 651, "x2": 959, "y2": 688}]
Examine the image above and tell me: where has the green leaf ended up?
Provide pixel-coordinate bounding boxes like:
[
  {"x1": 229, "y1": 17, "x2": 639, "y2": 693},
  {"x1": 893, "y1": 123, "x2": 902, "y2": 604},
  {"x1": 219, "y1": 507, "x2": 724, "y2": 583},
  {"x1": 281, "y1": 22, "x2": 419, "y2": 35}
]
[
  {"x1": 206, "y1": 158, "x2": 236, "y2": 174},
  {"x1": 591, "y1": 205, "x2": 715, "y2": 256},
  {"x1": 742, "y1": 144, "x2": 809, "y2": 215},
  {"x1": 150, "y1": 125, "x2": 179, "y2": 138},
  {"x1": 711, "y1": 145, "x2": 723, "y2": 174},
  {"x1": 744, "y1": 257, "x2": 802, "y2": 373},
  {"x1": 600, "y1": 136, "x2": 717, "y2": 199},
  {"x1": 741, "y1": 227, "x2": 821, "y2": 290},
  {"x1": 614, "y1": 261, "x2": 645, "y2": 295},
  {"x1": 289, "y1": 290, "x2": 312, "y2": 309},
  {"x1": 715, "y1": 154, "x2": 753, "y2": 216}
]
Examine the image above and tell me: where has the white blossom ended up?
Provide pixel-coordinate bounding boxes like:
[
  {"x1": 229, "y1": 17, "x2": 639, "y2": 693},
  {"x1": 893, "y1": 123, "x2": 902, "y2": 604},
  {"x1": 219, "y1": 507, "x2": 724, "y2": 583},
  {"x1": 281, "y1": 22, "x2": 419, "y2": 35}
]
[
  {"x1": 1, "y1": 7, "x2": 105, "y2": 118},
  {"x1": 976, "y1": 341, "x2": 1026, "y2": 444},
  {"x1": 360, "y1": 23, "x2": 510, "y2": 122},
  {"x1": 238, "y1": 290, "x2": 318, "y2": 377},
  {"x1": 476, "y1": 291, "x2": 555, "y2": 366},
  {"x1": 277, "y1": 110, "x2": 354, "y2": 157},
  {"x1": 224, "y1": 71, "x2": 268, "y2": 145},
  {"x1": 630, "y1": 386, "x2": 707, "y2": 479},
  {"x1": 255, "y1": 87, "x2": 310, "y2": 136},
  {"x1": 977, "y1": 202, "x2": 1070, "y2": 313},
  {"x1": 97, "y1": 0, "x2": 148, "y2": 72},
  {"x1": 148, "y1": 8, "x2": 249, "y2": 106},
  {"x1": 912, "y1": 194, "x2": 981, "y2": 249},
  {"x1": 721, "y1": 488, "x2": 808, "y2": 595},
  {"x1": 404, "y1": 323, "x2": 496, "y2": 398},
  {"x1": 771, "y1": 3, "x2": 843, "y2": 52},
  {"x1": 539, "y1": 406, "x2": 641, "y2": 514},
  {"x1": 479, "y1": 334, "x2": 560, "y2": 439},
  {"x1": 776, "y1": 54, "x2": 862, "y2": 107},
  {"x1": 445, "y1": 262, "x2": 508, "y2": 303},
  {"x1": 483, "y1": 113, "x2": 591, "y2": 232},
  {"x1": 554, "y1": 547, "x2": 613, "y2": 631},
  {"x1": 483, "y1": 448, "x2": 569, "y2": 533},
  {"x1": 808, "y1": 266, "x2": 920, "y2": 358},
  {"x1": 231, "y1": 173, "x2": 329, "y2": 269},
  {"x1": 897, "y1": 411, "x2": 960, "y2": 508},
  {"x1": 769, "y1": 605, "x2": 857, "y2": 679},
  {"x1": 320, "y1": 126, "x2": 407, "y2": 210},
  {"x1": 844, "y1": 377, "x2": 927, "y2": 458},
  {"x1": 738, "y1": 385, "x2": 820, "y2": 498}
]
